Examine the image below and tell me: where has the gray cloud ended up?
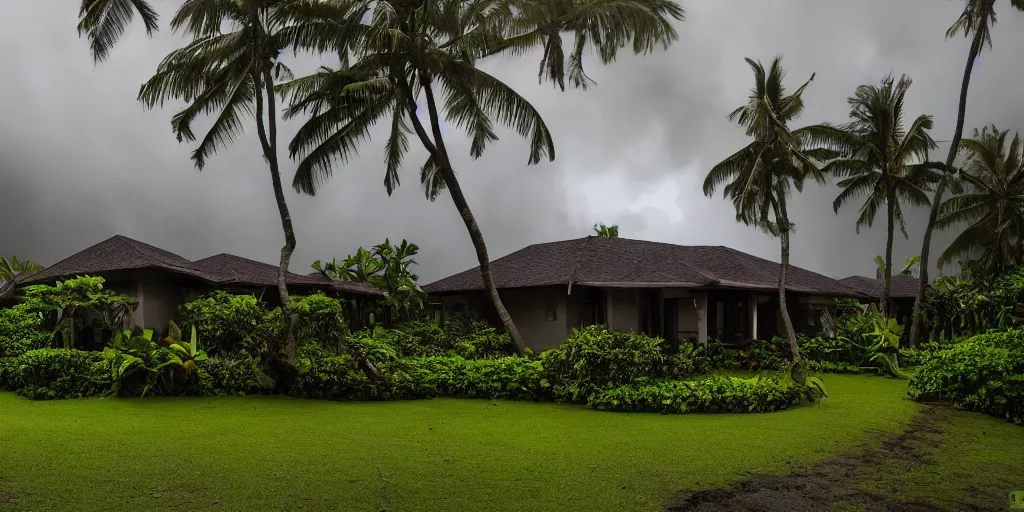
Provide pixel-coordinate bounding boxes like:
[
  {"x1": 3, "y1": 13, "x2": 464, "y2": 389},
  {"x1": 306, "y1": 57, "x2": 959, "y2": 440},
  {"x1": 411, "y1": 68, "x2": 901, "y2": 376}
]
[{"x1": 2, "y1": 0, "x2": 1021, "y2": 284}]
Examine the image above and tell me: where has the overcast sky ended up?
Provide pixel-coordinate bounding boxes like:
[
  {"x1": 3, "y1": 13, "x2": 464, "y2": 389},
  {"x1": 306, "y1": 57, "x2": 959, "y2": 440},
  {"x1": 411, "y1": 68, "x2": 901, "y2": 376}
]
[{"x1": 2, "y1": 1, "x2": 1022, "y2": 283}]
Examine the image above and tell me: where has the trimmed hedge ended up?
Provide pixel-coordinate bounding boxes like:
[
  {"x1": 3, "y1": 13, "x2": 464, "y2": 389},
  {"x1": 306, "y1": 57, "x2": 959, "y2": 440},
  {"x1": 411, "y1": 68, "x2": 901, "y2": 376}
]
[
  {"x1": 588, "y1": 376, "x2": 803, "y2": 414},
  {"x1": 15, "y1": 349, "x2": 113, "y2": 400},
  {"x1": 196, "y1": 356, "x2": 262, "y2": 397},
  {"x1": 0, "y1": 307, "x2": 48, "y2": 358},
  {"x1": 908, "y1": 330, "x2": 1024, "y2": 425},
  {"x1": 387, "y1": 356, "x2": 547, "y2": 400}
]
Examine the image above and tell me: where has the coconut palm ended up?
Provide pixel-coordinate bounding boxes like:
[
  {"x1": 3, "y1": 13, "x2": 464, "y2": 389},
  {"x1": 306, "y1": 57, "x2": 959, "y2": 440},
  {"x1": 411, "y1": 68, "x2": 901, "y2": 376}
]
[
  {"x1": 489, "y1": 0, "x2": 685, "y2": 90},
  {"x1": 0, "y1": 256, "x2": 44, "y2": 303},
  {"x1": 703, "y1": 56, "x2": 833, "y2": 383},
  {"x1": 77, "y1": 0, "x2": 160, "y2": 62},
  {"x1": 910, "y1": 0, "x2": 1024, "y2": 344},
  {"x1": 593, "y1": 223, "x2": 619, "y2": 237},
  {"x1": 279, "y1": 0, "x2": 559, "y2": 354},
  {"x1": 936, "y1": 125, "x2": 1024, "y2": 274},
  {"x1": 137, "y1": 0, "x2": 302, "y2": 360},
  {"x1": 815, "y1": 75, "x2": 939, "y2": 317}
]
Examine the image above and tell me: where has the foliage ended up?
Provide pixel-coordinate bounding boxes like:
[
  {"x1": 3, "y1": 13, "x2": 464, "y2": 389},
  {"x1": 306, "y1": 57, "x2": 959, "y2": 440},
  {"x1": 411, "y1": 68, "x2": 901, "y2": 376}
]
[
  {"x1": 541, "y1": 326, "x2": 667, "y2": 402},
  {"x1": 196, "y1": 355, "x2": 261, "y2": 397},
  {"x1": 289, "y1": 292, "x2": 348, "y2": 354},
  {"x1": 0, "y1": 255, "x2": 43, "y2": 302},
  {"x1": 387, "y1": 356, "x2": 548, "y2": 401},
  {"x1": 592, "y1": 223, "x2": 619, "y2": 238},
  {"x1": 106, "y1": 322, "x2": 209, "y2": 397},
  {"x1": 290, "y1": 355, "x2": 372, "y2": 401},
  {"x1": 908, "y1": 329, "x2": 1024, "y2": 425},
  {"x1": 587, "y1": 376, "x2": 804, "y2": 414},
  {"x1": 15, "y1": 349, "x2": 113, "y2": 400},
  {"x1": 0, "y1": 307, "x2": 48, "y2": 357},
  {"x1": 20, "y1": 276, "x2": 137, "y2": 348},
  {"x1": 450, "y1": 326, "x2": 517, "y2": 360},
  {"x1": 937, "y1": 125, "x2": 1024, "y2": 274},
  {"x1": 738, "y1": 337, "x2": 791, "y2": 370},
  {"x1": 179, "y1": 291, "x2": 282, "y2": 357},
  {"x1": 921, "y1": 263, "x2": 1024, "y2": 337},
  {"x1": 76, "y1": 0, "x2": 159, "y2": 63},
  {"x1": 0, "y1": 356, "x2": 20, "y2": 390},
  {"x1": 314, "y1": 239, "x2": 426, "y2": 327}
]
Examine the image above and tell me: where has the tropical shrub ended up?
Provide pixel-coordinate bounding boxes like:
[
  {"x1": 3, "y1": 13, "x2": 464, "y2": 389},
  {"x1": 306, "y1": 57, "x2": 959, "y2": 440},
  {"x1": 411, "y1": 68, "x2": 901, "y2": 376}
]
[
  {"x1": 908, "y1": 330, "x2": 1024, "y2": 425},
  {"x1": 289, "y1": 292, "x2": 347, "y2": 354},
  {"x1": 451, "y1": 326, "x2": 517, "y2": 359},
  {"x1": 798, "y1": 334, "x2": 852, "y2": 363},
  {"x1": 0, "y1": 307, "x2": 48, "y2": 357},
  {"x1": 18, "y1": 276, "x2": 136, "y2": 349},
  {"x1": 738, "y1": 337, "x2": 790, "y2": 370},
  {"x1": 387, "y1": 356, "x2": 546, "y2": 400},
  {"x1": 106, "y1": 323, "x2": 209, "y2": 397},
  {"x1": 196, "y1": 356, "x2": 261, "y2": 396},
  {"x1": 806, "y1": 360, "x2": 861, "y2": 374},
  {"x1": 0, "y1": 356, "x2": 19, "y2": 390},
  {"x1": 395, "y1": 320, "x2": 453, "y2": 356},
  {"x1": 290, "y1": 355, "x2": 372, "y2": 400},
  {"x1": 15, "y1": 349, "x2": 113, "y2": 400},
  {"x1": 541, "y1": 326, "x2": 667, "y2": 402},
  {"x1": 179, "y1": 291, "x2": 282, "y2": 357},
  {"x1": 588, "y1": 376, "x2": 803, "y2": 414}
]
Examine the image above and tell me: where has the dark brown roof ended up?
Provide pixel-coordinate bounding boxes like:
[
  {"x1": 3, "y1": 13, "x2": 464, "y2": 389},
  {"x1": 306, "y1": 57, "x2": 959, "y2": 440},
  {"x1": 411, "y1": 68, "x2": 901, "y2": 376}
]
[
  {"x1": 22, "y1": 235, "x2": 217, "y2": 285},
  {"x1": 22, "y1": 235, "x2": 382, "y2": 297},
  {"x1": 838, "y1": 275, "x2": 922, "y2": 299},
  {"x1": 424, "y1": 236, "x2": 863, "y2": 297}
]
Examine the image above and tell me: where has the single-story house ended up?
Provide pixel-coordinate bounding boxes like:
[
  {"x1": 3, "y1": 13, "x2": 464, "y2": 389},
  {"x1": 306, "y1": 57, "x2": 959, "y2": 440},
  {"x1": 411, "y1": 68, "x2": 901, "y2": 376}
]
[
  {"x1": 838, "y1": 275, "x2": 923, "y2": 327},
  {"x1": 19, "y1": 235, "x2": 381, "y2": 344},
  {"x1": 423, "y1": 236, "x2": 865, "y2": 351}
]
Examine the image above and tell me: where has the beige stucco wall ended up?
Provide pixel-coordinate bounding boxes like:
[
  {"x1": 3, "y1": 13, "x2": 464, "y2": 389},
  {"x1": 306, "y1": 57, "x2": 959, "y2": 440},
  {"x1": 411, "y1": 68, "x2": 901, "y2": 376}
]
[
  {"x1": 499, "y1": 287, "x2": 567, "y2": 352},
  {"x1": 138, "y1": 274, "x2": 183, "y2": 334}
]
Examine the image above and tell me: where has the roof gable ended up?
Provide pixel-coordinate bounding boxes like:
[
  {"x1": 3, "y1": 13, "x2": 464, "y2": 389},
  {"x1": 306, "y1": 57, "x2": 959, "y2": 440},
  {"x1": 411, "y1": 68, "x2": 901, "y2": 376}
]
[{"x1": 22, "y1": 235, "x2": 214, "y2": 285}]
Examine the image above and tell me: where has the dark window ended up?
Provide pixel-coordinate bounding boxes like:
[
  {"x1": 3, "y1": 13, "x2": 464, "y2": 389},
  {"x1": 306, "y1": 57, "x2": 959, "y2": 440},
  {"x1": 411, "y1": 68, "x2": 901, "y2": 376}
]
[{"x1": 546, "y1": 296, "x2": 557, "y2": 321}]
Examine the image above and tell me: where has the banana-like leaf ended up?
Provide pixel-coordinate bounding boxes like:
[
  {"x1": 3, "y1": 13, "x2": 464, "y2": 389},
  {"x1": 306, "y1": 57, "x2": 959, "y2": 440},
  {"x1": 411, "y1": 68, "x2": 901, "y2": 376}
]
[{"x1": 168, "y1": 320, "x2": 182, "y2": 342}]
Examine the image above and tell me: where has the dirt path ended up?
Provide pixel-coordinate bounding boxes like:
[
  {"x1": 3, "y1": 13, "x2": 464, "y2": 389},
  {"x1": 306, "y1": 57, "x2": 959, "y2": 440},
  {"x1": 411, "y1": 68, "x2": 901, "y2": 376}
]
[{"x1": 667, "y1": 406, "x2": 980, "y2": 512}]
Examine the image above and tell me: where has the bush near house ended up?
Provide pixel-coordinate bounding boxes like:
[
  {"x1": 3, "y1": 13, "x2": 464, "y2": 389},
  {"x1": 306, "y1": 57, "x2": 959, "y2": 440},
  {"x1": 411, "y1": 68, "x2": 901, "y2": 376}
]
[
  {"x1": 908, "y1": 329, "x2": 1024, "y2": 425},
  {"x1": 179, "y1": 291, "x2": 283, "y2": 357},
  {"x1": 15, "y1": 349, "x2": 113, "y2": 400},
  {"x1": 588, "y1": 376, "x2": 803, "y2": 414},
  {"x1": 0, "y1": 307, "x2": 48, "y2": 357}
]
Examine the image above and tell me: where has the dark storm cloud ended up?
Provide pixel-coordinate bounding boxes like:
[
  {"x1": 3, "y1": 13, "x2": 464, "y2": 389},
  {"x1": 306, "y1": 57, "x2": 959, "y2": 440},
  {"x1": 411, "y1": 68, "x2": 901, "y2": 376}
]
[{"x1": 2, "y1": 0, "x2": 1022, "y2": 284}]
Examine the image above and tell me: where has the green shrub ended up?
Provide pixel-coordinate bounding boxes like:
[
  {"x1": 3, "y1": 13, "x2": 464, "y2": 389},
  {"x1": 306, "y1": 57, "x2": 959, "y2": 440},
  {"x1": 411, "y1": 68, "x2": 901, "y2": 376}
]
[
  {"x1": 798, "y1": 335, "x2": 851, "y2": 363},
  {"x1": 16, "y1": 349, "x2": 113, "y2": 400},
  {"x1": 738, "y1": 337, "x2": 790, "y2": 370},
  {"x1": 344, "y1": 328, "x2": 401, "y2": 365},
  {"x1": 908, "y1": 330, "x2": 1024, "y2": 425},
  {"x1": 0, "y1": 356, "x2": 19, "y2": 390},
  {"x1": 541, "y1": 326, "x2": 667, "y2": 402},
  {"x1": 588, "y1": 376, "x2": 803, "y2": 414},
  {"x1": 451, "y1": 326, "x2": 517, "y2": 359},
  {"x1": 395, "y1": 320, "x2": 452, "y2": 356},
  {"x1": 290, "y1": 355, "x2": 371, "y2": 400},
  {"x1": 387, "y1": 356, "x2": 546, "y2": 400},
  {"x1": 289, "y1": 292, "x2": 348, "y2": 354},
  {"x1": 180, "y1": 291, "x2": 282, "y2": 357},
  {"x1": 806, "y1": 360, "x2": 861, "y2": 374},
  {"x1": 196, "y1": 356, "x2": 261, "y2": 396},
  {"x1": 0, "y1": 307, "x2": 48, "y2": 357}
]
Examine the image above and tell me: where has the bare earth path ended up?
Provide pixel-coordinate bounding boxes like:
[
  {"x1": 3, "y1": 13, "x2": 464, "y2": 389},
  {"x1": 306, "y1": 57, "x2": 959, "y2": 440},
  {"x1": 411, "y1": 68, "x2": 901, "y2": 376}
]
[{"x1": 668, "y1": 406, "x2": 1013, "y2": 512}]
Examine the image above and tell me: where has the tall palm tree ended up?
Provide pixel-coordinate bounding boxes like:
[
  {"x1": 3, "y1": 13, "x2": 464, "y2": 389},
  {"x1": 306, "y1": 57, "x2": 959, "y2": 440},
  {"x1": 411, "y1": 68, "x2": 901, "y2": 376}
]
[
  {"x1": 816, "y1": 75, "x2": 939, "y2": 317},
  {"x1": 138, "y1": 0, "x2": 302, "y2": 360},
  {"x1": 593, "y1": 223, "x2": 619, "y2": 237},
  {"x1": 279, "y1": 0, "x2": 554, "y2": 354},
  {"x1": 910, "y1": 0, "x2": 1024, "y2": 344},
  {"x1": 936, "y1": 125, "x2": 1024, "y2": 274},
  {"x1": 704, "y1": 56, "x2": 832, "y2": 383},
  {"x1": 490, "y1": 0, "x2": 685, "y2": 90},
  {"x1": 77, "y1": 0, "x2": 160, "y2": 62},
  {"x1": 279, "y1": 0, "x2": 681, "y2": 354}
]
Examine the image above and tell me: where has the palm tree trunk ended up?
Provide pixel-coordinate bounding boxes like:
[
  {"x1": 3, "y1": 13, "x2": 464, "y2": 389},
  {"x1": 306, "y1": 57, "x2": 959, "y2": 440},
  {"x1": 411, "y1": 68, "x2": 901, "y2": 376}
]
[
  {"x1": 399, "y1": 75, "x2": 527, "y2": 355},
  {"x1": 252, "y1": 63, "x2": 296, "y2": 362},
  {"x1": 771, "y1": 194, "x2": 804, "y2": 384},
  {"x1": 910, "y1": 33, "x2": 983, "y2": 346},
  {"x1": 883, "y1": 188, "x2": 895, "y2": 319}
]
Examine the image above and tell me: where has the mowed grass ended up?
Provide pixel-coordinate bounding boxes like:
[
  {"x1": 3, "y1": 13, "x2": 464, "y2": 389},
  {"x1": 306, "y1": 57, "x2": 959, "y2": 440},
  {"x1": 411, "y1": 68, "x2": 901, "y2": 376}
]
[{"x1": 0, "y1": 375, "x2": 919, "y2": 512}]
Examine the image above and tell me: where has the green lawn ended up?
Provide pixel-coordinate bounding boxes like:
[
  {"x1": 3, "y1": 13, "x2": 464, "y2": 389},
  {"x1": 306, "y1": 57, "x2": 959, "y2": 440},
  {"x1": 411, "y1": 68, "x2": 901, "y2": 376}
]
[{"x1": 0, "y1": 375, "x2": 928, "y2": 511}]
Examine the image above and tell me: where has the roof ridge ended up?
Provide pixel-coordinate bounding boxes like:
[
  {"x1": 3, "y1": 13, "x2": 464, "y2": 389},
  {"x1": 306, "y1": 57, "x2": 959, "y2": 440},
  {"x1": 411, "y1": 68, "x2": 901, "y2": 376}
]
[{"x1": 565, "y1": 236, "x2": 593, "y2": 291}]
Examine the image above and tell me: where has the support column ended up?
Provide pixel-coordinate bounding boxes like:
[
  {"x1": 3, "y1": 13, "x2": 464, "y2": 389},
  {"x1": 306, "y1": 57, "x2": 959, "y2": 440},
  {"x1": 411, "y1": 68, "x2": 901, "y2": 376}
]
[
  {"x1": 749, "y1": 293, "x2": 759, "y2": 341},
  {"x1": 694, "y1": 292, "x2": 708, "y2": 346},
  {"x1": 605, "y1": 289, "x2": 614, "y2": 330}
]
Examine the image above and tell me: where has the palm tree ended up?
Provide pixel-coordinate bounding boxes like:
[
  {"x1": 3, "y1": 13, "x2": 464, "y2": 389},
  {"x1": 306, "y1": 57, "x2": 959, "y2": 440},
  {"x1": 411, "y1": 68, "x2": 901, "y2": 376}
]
[
  {"x1": 137, "y1": 0, "x2": 302, "y2": 360},
  {"x1": 936, "y1": 125, "x2": 1024, "y2": 274},
  {"x1": 703, "y1": 56, "x2": 832, "y2": 384},
  {"x1": 816, "y1": 75, "x2": 939, "y2": 318},
  {"x1": 278, "y1": 0, "x2": 556, "y2": 355},
  {"x1": 910, "y1": 0, "x2": 1024, "y2": 345},
  {"x1": 490, "y1": 0, "x2": 685, "y2": 90},
  {"x1": 0, "y1": 256, "x2": 44, "y2": 303},
  {"x1": 77, "y1": 0, "x2": 160, "y2": 62},
  {"x1": 593, "y1": 223, "x2": 619, "y2": 237}
]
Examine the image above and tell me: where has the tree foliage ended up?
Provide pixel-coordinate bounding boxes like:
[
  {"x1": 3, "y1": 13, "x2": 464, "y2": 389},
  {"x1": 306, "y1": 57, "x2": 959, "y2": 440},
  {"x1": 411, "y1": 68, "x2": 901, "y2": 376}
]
[{"x1": 592, "y1": 222, "x2": 619, "y2": 237}]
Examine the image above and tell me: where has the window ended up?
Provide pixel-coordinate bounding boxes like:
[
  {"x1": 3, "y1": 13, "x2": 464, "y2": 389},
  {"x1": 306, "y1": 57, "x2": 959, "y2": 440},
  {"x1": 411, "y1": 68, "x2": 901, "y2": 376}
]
[{"x1": 546, "y1": 296, "x2": 557, "y2": 321}]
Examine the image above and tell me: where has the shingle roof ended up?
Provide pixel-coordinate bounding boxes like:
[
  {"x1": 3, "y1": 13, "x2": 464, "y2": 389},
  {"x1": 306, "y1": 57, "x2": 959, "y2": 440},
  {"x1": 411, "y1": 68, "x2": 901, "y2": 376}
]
[
  {"x1": 22, "y1": 235, "x2": 382, "y2": 297},
  {"x1": 22, "y1": 235, "x2": 217, "y2": 285},
  {"x1": 423, "y1": 236, "x2": 863, "y2": 297},
  {"x1": 838, "y1": 275, "x2": 922, "y2": 299}
]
